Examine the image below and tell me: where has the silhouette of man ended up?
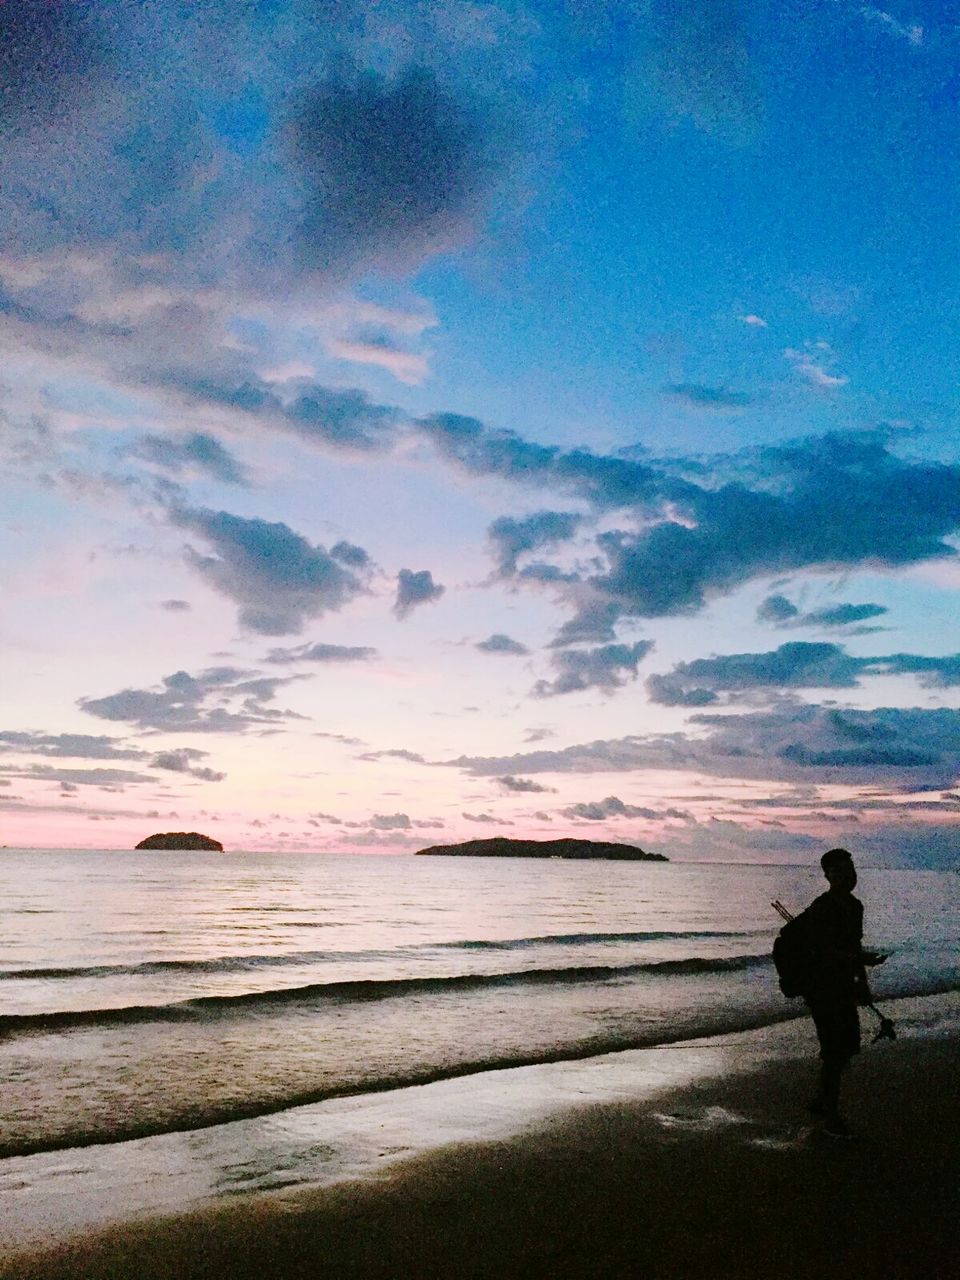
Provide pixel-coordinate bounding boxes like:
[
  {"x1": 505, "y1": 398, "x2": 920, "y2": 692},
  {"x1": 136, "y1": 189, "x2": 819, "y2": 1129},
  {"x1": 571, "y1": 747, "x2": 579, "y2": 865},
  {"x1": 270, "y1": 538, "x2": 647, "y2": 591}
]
[{"x1": 801, "y1": 848, "x2": 883, "y2": 1137}]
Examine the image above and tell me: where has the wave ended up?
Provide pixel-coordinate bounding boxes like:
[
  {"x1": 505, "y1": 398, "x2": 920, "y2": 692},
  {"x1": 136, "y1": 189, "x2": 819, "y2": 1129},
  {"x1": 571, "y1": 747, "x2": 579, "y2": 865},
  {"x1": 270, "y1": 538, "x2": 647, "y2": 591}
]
[
  {"x1": 0, "y1": 953, "x2": 771, "y2": 1036},
  {"x1": 0, "y1": 929, "x2": 759, "y2": 981},
  {"x1": 430, "y1": 929, "x2": 758, "y2": 950},
  {"x1": 0, "y1": 1005, "x2": 805, "y2": 1161}
]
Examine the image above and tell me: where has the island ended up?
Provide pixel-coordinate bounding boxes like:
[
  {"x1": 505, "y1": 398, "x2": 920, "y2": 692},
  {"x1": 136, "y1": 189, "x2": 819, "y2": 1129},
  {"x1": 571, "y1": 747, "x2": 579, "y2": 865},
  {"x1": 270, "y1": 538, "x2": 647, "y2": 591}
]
[
  {"x1": 415, "y1": 837, "x2": 666, "y2": 861},
  {"x1": 134, "y1": 832, "x2": 224, "y2": 851}
]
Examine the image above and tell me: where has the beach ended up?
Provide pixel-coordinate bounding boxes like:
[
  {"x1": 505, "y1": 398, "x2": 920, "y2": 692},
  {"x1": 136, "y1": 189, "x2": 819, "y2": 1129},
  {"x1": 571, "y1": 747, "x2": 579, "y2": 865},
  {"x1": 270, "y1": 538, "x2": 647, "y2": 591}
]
[{"x1": 3, "y1": 1008, "x2": 957, "y2": 1280}]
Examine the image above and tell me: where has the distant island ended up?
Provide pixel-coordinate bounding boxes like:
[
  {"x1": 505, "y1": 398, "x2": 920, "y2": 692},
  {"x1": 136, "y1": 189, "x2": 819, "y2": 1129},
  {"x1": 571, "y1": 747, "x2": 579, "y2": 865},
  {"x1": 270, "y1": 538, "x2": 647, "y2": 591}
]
[
  {"x1": 416, "y1": 837, "x2": 667, "y2": 861},
  {"x1": 135, "y1": 832, "x2": 224, "y2": 851}
]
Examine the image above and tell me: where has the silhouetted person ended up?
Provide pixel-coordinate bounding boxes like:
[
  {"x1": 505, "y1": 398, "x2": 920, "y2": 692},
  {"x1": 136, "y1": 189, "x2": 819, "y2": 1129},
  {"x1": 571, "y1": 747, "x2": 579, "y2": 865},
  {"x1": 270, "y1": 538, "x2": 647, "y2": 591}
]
[{"x1": 801, "y1": 848, "x2": 884, "y2": 1137}]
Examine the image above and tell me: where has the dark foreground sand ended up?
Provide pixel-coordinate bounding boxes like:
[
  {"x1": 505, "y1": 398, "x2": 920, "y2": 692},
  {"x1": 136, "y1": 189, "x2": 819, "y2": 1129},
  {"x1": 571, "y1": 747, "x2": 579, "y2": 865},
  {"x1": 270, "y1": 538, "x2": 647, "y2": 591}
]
[{"x1": 3, "y1": 1032, "x2": 957, "y2": 1280}]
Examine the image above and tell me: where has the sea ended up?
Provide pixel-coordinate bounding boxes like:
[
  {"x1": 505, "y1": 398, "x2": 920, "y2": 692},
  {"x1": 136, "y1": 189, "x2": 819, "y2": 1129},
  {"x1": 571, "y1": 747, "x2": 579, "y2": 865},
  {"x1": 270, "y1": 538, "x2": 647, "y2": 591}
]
[{"x1": 2, "y1": 849, "x2": 957, "y2": 1168}]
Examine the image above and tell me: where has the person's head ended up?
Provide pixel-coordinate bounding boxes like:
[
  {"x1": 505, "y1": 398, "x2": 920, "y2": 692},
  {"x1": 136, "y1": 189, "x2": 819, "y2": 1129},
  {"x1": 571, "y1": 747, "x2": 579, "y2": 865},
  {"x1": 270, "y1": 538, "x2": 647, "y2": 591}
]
[{"x1": 821, "y1": 847, "x2": 857, "y2": 892}]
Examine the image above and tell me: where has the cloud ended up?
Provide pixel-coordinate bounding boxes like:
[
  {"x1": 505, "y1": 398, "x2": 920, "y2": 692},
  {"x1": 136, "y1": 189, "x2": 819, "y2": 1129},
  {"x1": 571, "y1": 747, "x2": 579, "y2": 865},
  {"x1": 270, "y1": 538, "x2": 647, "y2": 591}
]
[
  {"x1": 448, "y1": 704, "x2": 960, "y2": 791},
  {"x1": 358, "y1": 748, "x2": 427, "y2": 764},
  {"x1": 423, "y1": 425, "x2": 960, "y2": 627},
  {"x1": 590, "y1": 434, "x2": 960, "y2": 620},
  {"x1": 758, "y1": 595, "x2": 888, "y2": 629},
  {"x1": 394, "y1": 568, "x2": 445, "y2": 619},
  {"x1": 78, "y1": 665, "x2": 304, "y2": 733},
  {"x1": 561, "y1": 795, "x2": 687, "y2": 821},
  {"x1": 741, "y1": 314, "x2": 767, "y2": 327},
  {"x1": 462, "y1": 811, "x2": 512, "y2": 824},
  {"x1": 664, "y1": 384, "x2": 751, "y2": 412},
  {"x1": 784, "y1": 344, "x2": 848, "y2": 389},
  {"x1": 860, "y1": 7, "x2": 923, "y2": 46},
  {"x1": 160, "y1": 599, "x2": 192, "y2": 612},
  {"x1": 170, "y1": 506, "x2": 373, "y2": 635},
  {"x1": 648, "y1": 642, "x2": 960, "y2": 705},
  {"x1": 496, "y1": 775, "x2": 554, "y2": 794},
  {"x1": 369, "y1": 812, "x2": 411, "y2": 830},
  {"x1": 647, "y1": 642, "x2": 865, "y2": 705},
  {"x1": 161, "y1": 376, "x2": 400, "y2": 455},
  {"x1": 329, "y1": 337, "x2": 429, "y2": 386},
  {"x1": 533, "y1": 641, "x2": 654, "y2": 697},
  {"x1": 488, "y1": 510, "x2": 583, "y2": 575},
  {"x1": 264, "y1": 642, "x2": 377, "y2": 665},
  {"x1": 150, "y1": 748, "x2": 225, "y2": 782},
  {"x1": 0, "y1": 731, "x2": 147, "y2": 760},
  {"x1": 757, "y1": 595, "x2": 800, "y2": 624},
  {"x1": 476, "y1": 633, "x2": 529, "y2": 655},
  {"x1": 128, "y1": 433, "x2": 249, "y2": 485},
  {"x1": 549, "y1": 601, "x2": 622, "y2": 647},
  {"x1": 2, "y1": 765, "x2": 155, "y2": 789},
  {"x1": 289, "y1": 65, "x2": 500, "y2": 274}
]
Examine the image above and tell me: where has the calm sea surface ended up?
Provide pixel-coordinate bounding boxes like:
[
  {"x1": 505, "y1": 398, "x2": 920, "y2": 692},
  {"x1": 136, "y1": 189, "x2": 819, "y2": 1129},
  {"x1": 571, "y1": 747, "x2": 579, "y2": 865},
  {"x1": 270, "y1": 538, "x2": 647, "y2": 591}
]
[{"x1": 1, "y1": 850, "x2": 957, "y2": 1159}]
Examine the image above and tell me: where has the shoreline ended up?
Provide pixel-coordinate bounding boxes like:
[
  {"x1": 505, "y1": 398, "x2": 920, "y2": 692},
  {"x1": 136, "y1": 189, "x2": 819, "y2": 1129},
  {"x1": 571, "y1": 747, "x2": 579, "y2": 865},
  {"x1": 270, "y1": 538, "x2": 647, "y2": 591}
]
[{"x1": 2, "y1": 993, "x2": 957, "y2": 1278}]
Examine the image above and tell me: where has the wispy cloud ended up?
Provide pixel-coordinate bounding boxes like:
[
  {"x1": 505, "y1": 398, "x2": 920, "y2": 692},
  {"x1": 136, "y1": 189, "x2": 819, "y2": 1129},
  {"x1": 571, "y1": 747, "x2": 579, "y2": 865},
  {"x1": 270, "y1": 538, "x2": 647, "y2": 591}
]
[
  {"x1": 264, "y1": 642, "x2": 377, "y2": 665},
  {"x1": 860, "y1": 7, "x2": 923, "y2": 46}
]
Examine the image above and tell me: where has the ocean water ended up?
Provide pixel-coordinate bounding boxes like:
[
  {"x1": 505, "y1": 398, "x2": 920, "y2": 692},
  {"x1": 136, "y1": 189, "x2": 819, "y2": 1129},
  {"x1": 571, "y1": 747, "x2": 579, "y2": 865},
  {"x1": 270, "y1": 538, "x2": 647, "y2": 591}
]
[{"x1": 1, "y1": 850, "x2": 957, "y2": 1162}]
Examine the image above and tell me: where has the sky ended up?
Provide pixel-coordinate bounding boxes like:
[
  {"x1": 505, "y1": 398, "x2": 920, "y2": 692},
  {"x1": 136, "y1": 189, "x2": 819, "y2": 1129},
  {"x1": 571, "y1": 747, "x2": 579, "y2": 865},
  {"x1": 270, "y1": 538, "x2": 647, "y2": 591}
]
[{"x1": 2, "y1": 0, "x2": 959, "y2": 865}]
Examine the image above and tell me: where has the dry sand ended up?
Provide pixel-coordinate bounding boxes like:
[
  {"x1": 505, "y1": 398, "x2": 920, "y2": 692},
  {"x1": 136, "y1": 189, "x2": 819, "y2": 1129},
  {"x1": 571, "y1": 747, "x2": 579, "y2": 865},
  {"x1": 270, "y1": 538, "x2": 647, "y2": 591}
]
[{"x1": 2, "y1": 1029, "x2": 957, "y2": 1280}]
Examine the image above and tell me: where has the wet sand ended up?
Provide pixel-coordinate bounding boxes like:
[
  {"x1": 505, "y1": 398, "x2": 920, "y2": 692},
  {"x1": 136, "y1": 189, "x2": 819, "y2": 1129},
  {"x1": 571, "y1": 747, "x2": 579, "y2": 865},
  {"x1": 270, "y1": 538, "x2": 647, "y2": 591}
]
[{"x1": 2, "y1": 1024, "x2": 957, "y2": 1279}]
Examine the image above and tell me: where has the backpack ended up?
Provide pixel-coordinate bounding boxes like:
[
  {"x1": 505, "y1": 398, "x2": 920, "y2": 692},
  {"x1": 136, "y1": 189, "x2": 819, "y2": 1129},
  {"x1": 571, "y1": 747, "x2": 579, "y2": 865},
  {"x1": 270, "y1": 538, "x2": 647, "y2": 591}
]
[{"x1": 772, "y1": 910, "x2": 812, "y2": 998}]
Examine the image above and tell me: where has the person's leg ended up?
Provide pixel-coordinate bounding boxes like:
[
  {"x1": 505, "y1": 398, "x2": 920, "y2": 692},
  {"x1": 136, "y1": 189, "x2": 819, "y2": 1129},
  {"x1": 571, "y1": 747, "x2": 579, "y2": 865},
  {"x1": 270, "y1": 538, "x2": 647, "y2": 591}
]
[
  {"x1": 818, "y1": 1053, "x2": 849, "y2": 1122},
  {"x1": 806, "y1": 997, "x2": 857, "y2": 1129}
]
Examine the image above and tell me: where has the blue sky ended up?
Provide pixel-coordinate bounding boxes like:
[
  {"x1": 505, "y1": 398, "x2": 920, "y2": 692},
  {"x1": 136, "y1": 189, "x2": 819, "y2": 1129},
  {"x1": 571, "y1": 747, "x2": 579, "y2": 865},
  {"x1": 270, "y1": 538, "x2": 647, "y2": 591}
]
[{"x1": 2, "y1": 0, "x2": 958, "y2": 864}]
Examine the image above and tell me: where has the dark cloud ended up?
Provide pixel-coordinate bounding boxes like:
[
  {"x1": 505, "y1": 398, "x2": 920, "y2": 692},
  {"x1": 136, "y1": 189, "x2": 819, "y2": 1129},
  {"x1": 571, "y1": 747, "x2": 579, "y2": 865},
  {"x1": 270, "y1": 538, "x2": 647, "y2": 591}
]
[
  {"x1": 488, "y1": 511, "x2": 583, "y2": 575},
  {"x1": 533, "y1": 641, "x2": 654, "y2": 697},
  {"x1": 150, "y1": 748, "x2": 225, "y2": 782},
  {"x1": 129, "y1": 433, "x2": 249, "y2": 485},
  {"x1": 648, "y1": 642, "x2": 960, "y2": 705},
  {"x1": 424, "y1": 428, "x2": 960, "y2": 627},
  {"x1": 164, "y1": 376, "x2": 399, "y2": 455},
  {"x1": 664, "y1": 384, "x2": 751, "y2": 412},
  {"x1": 805, "y1": 602, "x2": 889, "y2": 627},
  {"x1": 0, "y1": 731, "x2": 146, "y2": 760},
  {"x1": 476, "y1": 633, "x2": 529, "y2": 656},
  {"x1": 462, "y1": 811, "x2": 511, "y2": 824},
  {"x1": 0, "y1": 0, "x2": 104, "y2": 121},
  {"x1": 394, "y1": 568, "x2": 444, "y2": 619},
  {"x1": 877, "y1": 653, "x2": 960, "y2": 688},
  {"x1": 289, "y1": 66, "x2": 495, "y2": 273},
  {"x1": 758, "y1": 595, "x2": 888, "y2": 629},
  {"x1": 160, "y1": 599, "x2": 192, "y2": 612},
  {"x1": 757, "y1": 595, "x2": 799, "y2": 624},
  {"x1": 78, "y1": 666, "x2": 303, "y2": 733},
  {"x1": 496, "y1": 775, "x2": 554, "y2": 794},
  {"x1": 549, "y1": 601, "x2": 622, "y2": 647},
  {"x1": 422, "y1": 413, "x2": 671, "y2": 509},
  {"x1": 449, "y1": 705, "x2": 960, "y2": 791},
  {"x1": 591, "y1": 435, "x2": 960, "y2": 620},
  {"x1": 170, "y1": 506, "x2": 372, "y2": 635},
  {"x1": 264, "y1": 642, "x2": 376, "y2": 665},
  {"x1": 647, "y1": 642, "x2": 864, "y2": 705}
]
